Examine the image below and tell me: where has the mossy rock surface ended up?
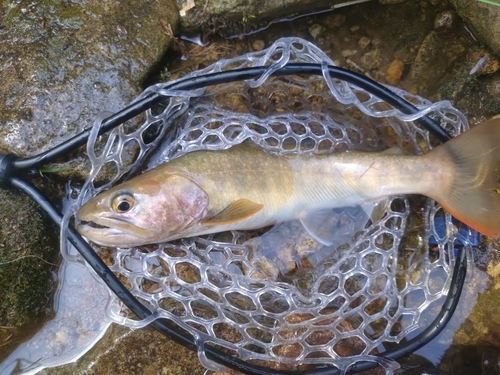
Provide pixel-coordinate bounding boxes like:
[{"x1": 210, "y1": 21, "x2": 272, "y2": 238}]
[
  {"x1": 449, "y1": 0, "x2": 500, "y2": 58},
  {"x1": 0, "y1": 188, "x2": 57, "y2": 359}
]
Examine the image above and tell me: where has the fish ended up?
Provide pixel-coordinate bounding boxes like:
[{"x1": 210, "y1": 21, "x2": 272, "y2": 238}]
[{"x1": 77, "y1": 118, "x2": 500, "y2": 248}]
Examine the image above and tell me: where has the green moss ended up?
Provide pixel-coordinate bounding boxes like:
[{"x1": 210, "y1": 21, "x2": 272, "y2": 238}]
[{"x1": 0, "y1": 189, "x2": 58, "y2": 333}]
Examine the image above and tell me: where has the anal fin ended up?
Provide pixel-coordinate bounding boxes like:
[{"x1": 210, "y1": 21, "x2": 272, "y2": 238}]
[
  {"x1": 300, "y1": 208, "x2": 340, "y2": 246},
  {"x1": 301, "y1": 205, "x2": 379, "y2": 247},
  {"x1": 202, "y1": 198, "x2": 264, "y2": 226}
]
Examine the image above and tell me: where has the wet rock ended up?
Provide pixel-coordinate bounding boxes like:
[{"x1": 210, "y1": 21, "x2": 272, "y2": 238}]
[
  {"x1": 0, "y1": 188, "x2": 57, "y2": 361},
  {"x1": 449, "y1": 0, "x2": 500, "y2": 58},
  {"x1": 433, "y1": 61, "x2": 470, "y2": 103},
  {"x1": 0, "y1": 0, "x2": 179, "y2": 175},
  {"x1": 396, "y1": 354, "x2": 441, "y2": 374},
  {"x1": 180, "y1": 0, "x2": 359, "y2": 37},
  {"x1": 409, "y1": 29, "x2": 466, "y2": 95}
]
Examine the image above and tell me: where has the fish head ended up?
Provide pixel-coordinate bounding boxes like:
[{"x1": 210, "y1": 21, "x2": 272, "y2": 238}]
[{"x1": 77, "y1": 173, "x2": 209, "y2": 247}]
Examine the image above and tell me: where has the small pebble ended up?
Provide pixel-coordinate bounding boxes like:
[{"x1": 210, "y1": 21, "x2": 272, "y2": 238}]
[
  {"x1": 350, "y1": 25, "x2": 360, "y2": 32},
  {"x1": 358, "y1": 37, "x2": 371, "y2": 49},
  {"x1": 308, "y1": 24, "x2": 324, "y2": 40},
  {"x1": 252, "y1": 39, "x2": 265, "y2": 51},
  {"x1": 385, "y1": 59, "x2": 404, "y2": 85},
  {"x1": 341, "y1": 49, "x2": 358, "y2": 58},
  {"x1": 359, "y1": 49, "x2": 382, "y2": 70}
]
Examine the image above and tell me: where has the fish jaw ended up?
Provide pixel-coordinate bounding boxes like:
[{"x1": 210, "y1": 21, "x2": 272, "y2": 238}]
[
  {"x1": 76, "y1": 213, "x2": 160, "y2": 247},
  {"x1": 77, "y1": 223, "x2": 142, "y2": 247}
]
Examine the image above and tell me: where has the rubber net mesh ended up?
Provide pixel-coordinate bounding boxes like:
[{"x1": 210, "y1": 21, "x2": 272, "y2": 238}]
[{"x1": 71, "y1": 37, "x2": 472, "y2": 373}]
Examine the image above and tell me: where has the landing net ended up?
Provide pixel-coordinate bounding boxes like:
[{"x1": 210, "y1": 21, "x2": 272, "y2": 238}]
[{"x1": 73, "y1": 37, "x2": 470, "y2": 373}]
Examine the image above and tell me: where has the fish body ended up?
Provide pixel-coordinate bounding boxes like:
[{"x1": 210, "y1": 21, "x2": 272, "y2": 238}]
[{"x1": 77, "y1": 119, "x2": 500, "y2": 247}]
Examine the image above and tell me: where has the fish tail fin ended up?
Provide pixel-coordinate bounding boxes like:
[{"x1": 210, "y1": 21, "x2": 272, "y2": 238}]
[{"x1": 429, "y1": 118, "x2": 500, "y2": 238}]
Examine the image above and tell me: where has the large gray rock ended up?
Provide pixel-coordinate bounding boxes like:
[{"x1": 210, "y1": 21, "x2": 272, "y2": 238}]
[
  {"x1": 450, "y1": 0, "x2": 500, "y2": 58},
  {"x1": 0, "y1": 0, "x2": 179, "y2": 160}
]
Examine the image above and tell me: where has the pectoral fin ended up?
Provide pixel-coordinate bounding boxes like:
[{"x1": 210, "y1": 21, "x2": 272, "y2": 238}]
[
  {"x1": 300, "y1": 208, "x2": 339, "y2": 246},
  {"x1": 202, "y1": 198, "x2": 264, "y2": 226}
]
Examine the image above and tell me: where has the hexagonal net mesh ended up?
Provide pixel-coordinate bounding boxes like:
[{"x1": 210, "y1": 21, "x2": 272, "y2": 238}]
[{"x1": 70, "y1": 38, "x2": 473, "y2": 373}]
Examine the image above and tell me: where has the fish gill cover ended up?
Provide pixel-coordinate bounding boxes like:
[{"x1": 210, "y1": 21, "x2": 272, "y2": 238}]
[{"x1": 69, "y1": 38, "x2": 471, "y2": 373}]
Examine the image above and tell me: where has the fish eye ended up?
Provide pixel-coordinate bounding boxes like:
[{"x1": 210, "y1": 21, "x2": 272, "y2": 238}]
[{"x1": 111, "y1": 193, "x2": 135, "y2": 213}]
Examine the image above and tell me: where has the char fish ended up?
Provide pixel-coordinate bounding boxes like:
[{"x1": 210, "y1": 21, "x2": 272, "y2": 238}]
[{"x1": 77, "y1": 119, "x2": 500, "y2": 247}]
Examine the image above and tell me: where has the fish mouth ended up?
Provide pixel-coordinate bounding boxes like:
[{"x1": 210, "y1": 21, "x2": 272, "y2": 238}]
[
  {"x1": 76, "y1": 222, "x2": 145, "y2": 247},
  {"x1": 77, "y1": 221, "x2": 126, "y2": 240},
  {"x1": 79, "y1": 220, "x2": 110, "y2": 230},
  {"x1": 77, "y1": 214, "x2": 135, "y2": 233},
  {"x1": 76, "y1": 217, "x2": 153, "y2": 247}
]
